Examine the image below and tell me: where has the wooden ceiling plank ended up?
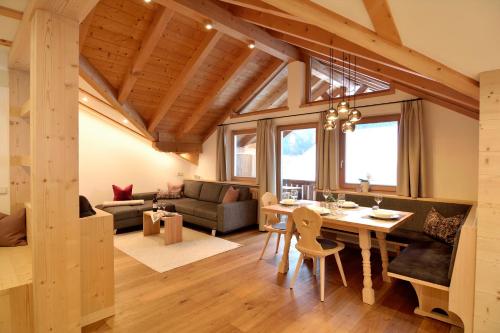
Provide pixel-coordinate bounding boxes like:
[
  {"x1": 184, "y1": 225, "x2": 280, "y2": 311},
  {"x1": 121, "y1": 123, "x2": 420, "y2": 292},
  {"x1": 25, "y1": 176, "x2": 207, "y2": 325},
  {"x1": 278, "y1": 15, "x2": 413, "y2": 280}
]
[
  {"x1": 176, "y1": 48, "x2": 256, "y2": 137},
  {"x1": 261, "y1": 0, "x2": 479, "y2": 100},
  {"x1": 155, "y1": 0, "x2": 299, "y2": 61},
  {"x1": 118, "y1": 7, "x2": 175, "y2": 103},
  {"x1": 276, "y1": 32, "x2": 479, "y2": 111},
  {"x1": 9, "y1": 0, "x2": 100, "y2": 70},
  {"x1": 218, "y1": 0, "x2": 305, "y2": 22},
  {"x1": 79, "y1": 55, "x2": 156, "y2": 141},
  {"x1": 148, "y1": 30, "x2": 222, "y2": 132},
  {"x1": 362, "y1": 0, "x2": 401, "y2": 45},
  {"x1": 0, "y1": 5, "x2": 23, "y2": 20},
  {"x1": 230, "y1": 58, "x2": 285, "y2": 113},
  {"x1": 255, "y1": 79, "x2": 287, "y2": 110},
  {"x1": 79, "y1": 7, "x2": 96, "y2": 52}
]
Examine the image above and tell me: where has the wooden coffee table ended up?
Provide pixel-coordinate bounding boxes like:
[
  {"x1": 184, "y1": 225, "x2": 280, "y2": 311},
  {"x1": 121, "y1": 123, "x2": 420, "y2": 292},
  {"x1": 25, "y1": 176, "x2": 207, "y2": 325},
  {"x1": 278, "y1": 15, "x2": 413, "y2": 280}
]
[{"x1": 142, "y1": 211, "x2": 183, "y2": 245}]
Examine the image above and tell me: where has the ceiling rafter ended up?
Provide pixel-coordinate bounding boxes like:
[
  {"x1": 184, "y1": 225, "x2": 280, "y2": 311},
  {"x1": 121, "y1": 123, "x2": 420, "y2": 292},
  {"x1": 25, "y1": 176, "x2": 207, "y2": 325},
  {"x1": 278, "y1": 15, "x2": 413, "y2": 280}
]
[
  {"x1": 275, "y1": 32, "x2": 479, "y2": 111},
  {"x1": 311, "y1": 81, "x2": 330, "y2": 101},
  {"x1": 230, "y1": 58, "x2": 285, "y2": 114},
  {"x1": 261, "y1": 0, "x2": 479, "y2": 101},
  {"x1": 79, "y1": 55, "x2": 156, "y2": 141},
  {"x1": 362, "y1": 0, "x2": 401, "y2": 45},
  {"x1": 0, "y1": 39, "x2": 13, "y2": 47},
  {"x1": 155, "y1": 0, "x2": 299, "y2": 61},
  {"x1": 148, "y1": 29, "x2": 222, "y2": 132},
  {"x1": 217, "y1": 0, "x2": 305, "y2": 22},
  {"x1": 176, "y1": 48, "x2": 256, "y2": 138},
  {"x1": 0, "y1": 5, "x2": 23, "y2": 20},
  {"x1": 355, "y1": 84, "x2": 369, "y2": 94},
  {"x1": 254, "y1": 77, "x2": 287, "y2": 110},
  {"x1": 118, "y1": 6, "x2": 175, "y2": 103}
]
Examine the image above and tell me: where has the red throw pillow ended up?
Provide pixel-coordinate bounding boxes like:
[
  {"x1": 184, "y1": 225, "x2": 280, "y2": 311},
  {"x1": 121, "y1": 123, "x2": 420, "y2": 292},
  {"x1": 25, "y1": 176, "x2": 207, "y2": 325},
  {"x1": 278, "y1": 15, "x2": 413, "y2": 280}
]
[
  {"x1": 222, "y1": 186, "x2": 240, "y2": 204},
  {"x1": 0, "y1": 208, "x2": 27, "y2": 247},
  {"x1": 112, "y1": 184, "x2": 133, "y2": 201}
]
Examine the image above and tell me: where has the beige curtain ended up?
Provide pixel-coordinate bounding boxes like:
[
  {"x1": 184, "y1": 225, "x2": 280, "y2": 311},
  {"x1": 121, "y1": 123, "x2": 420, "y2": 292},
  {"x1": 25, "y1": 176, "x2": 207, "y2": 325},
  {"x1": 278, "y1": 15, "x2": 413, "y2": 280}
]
[
  {"x1": 256, "y1": 119, "x2": 276, "y2": 230},
  {"x1": 316, "y1": 113, "x2": 339, "y2": 191},
  {"x1": 397, "y1": 100, "x2": 427, "y2": 198},
  {"x1": 216, "y1": 126, "x2": 227, "y2": 181}
]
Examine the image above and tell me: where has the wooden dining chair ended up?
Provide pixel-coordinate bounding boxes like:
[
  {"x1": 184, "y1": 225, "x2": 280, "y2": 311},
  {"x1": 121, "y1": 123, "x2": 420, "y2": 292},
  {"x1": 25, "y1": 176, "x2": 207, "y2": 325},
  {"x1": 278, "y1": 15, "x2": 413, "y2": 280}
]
[
  {"x1": 259, "y1": 192, "x2": 288, "y2": 260},
  {"x1": 290, "y1": 207, "x2": 347, "y2": 302}
]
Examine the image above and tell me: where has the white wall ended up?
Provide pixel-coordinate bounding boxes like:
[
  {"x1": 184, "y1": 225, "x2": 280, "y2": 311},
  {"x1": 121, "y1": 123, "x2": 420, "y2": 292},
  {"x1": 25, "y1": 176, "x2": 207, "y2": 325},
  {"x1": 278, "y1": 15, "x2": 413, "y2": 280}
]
[
  {"x1": 79, "y1": 110, "x2": 196, "y2": 205},
  {"x1": 0, "y1": 49, "x2": 10, "y2": 214},
  {"x1": 195, "y1": 61, "x2": 479, "y2": 202}
]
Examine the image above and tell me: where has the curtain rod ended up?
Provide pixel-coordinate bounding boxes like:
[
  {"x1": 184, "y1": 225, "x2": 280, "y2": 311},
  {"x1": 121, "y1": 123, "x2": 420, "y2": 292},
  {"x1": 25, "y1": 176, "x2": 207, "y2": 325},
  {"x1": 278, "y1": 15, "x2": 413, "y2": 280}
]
[{"x1": 218, "y1": 97, "x2": 422, "y2": 127}]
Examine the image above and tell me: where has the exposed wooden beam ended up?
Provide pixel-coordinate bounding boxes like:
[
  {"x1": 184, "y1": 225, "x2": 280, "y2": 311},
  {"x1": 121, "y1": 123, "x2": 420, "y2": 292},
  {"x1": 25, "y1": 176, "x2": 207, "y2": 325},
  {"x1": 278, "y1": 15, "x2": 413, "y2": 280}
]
[
  {"x1": 9, "y1": 0, "x2": 100, "y2": 70},
  {"x1": 118, "y1": 6, "x2": 174, "y2": 103},
  {"x1": 176, "y1": 152, "x2": 199, "y2": 165},
  {"x1": 0, "y1": 5, "x2": 23, "y2": 20},
  {"x1": 177, "y1": 48, "x2": 255, "y2": 137},
  {"x1": 254, "y1": 78, "x2": 287, "y2": 110},
  {"x1": 231, "y1": 58, "x2": 285, "y2": 113},
  {"x1": 154, "y1": 141, "x2": 202, "y2": 153},
  {"x1": 79, "y1": 7, "x2": 96, "y2": 53},
  {"x1": 311, "y1": 81, "x2": 330, "y2": 101},
  {"x1": 156, "y1": 0, "x2": 299, "y2": 61},
  {"x1": 261, "y1": 0, "x2": 479, "y2": 100},
  {"x1": 362, "y1": 0, "x2": 401, "y2": 45},
  {"x1": 218, "y1": 0, "x2": 305, "y2": 22},
  {"x1": 231, "y1": 6, "x2": 407, "y2": 72},
  {"x1": 276, "y1": 32, "x2": 479, "y2": 111},
  {"x1": 394, "y1": 82, "x2": 479, "y2": 120},
  {"x1": 355, "y1": 84, "x2": 369, "y2": 94},
  {"x1": 331, "y1": 86, "x2": 346, "y2": 98},
  {"x1": 0, "y1": 39, "x2": 12, "y2": 47},
  {"x1": 148, "y1": 30, "x2": 222, "y2": 132},
  {"x1": 79, "y1": 55, "x2": 156, "y2": 141}
]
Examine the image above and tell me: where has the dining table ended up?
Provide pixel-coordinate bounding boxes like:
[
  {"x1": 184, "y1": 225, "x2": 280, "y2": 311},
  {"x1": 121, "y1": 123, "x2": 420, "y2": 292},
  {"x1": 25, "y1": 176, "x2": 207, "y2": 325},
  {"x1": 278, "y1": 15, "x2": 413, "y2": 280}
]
[{"x1": 261, "y1": 200, "x2": 414, "y2": 305}]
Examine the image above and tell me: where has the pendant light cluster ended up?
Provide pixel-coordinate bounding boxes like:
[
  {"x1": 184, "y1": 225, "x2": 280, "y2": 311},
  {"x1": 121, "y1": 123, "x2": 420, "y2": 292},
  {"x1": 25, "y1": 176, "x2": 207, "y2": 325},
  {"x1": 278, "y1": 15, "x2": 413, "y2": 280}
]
[{"x1": 324, "y1": 50, "x2": 362, "y2": 133}]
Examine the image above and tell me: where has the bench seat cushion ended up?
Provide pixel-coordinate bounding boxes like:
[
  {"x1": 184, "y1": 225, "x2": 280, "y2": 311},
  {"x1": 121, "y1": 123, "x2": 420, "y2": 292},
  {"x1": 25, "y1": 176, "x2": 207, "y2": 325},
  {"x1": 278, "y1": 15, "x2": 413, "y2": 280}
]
[
  {"x1": 388, "y1": 241, "x2": 453, "y2": 287},
  {"x1": 386, "y1": 228, "x2": 434, "y2": 244}
]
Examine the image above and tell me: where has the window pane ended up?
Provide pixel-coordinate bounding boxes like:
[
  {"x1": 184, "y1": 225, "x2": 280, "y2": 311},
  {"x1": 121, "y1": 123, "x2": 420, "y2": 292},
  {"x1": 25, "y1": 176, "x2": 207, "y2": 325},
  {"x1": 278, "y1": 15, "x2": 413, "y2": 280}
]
[
  {"x1": 233, "y1": 133, "x2": 256, "y2": 178},
  {"x1": 344, "y1": 121, "x2": 398, "y2": 186},
  {"x1": 280, "y1": 127, "x2": 316, "y2": 184}
]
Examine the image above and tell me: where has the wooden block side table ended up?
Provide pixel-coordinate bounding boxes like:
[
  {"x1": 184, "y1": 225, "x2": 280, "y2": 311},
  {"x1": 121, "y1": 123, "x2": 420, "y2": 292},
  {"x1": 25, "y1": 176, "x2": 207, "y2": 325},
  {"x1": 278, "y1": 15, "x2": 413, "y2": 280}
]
[
  {"x1": 143, "y1": 211, "x2": 160, "y2": 236},
  {"x1": 163, "y1": 214, "x2": 183, "y2": 245}
]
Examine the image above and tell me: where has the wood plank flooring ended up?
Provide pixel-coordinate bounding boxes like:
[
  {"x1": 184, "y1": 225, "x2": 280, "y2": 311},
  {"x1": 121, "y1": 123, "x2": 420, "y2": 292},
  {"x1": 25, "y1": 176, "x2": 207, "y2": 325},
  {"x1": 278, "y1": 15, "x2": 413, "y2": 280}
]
[{"x1": 82, "y1": 229, "x2": 451, "y2": 333}]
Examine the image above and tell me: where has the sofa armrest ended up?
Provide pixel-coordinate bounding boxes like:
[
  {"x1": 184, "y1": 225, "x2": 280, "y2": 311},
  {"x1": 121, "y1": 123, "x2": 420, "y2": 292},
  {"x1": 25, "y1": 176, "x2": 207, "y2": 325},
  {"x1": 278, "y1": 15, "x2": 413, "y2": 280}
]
[{"x1": 217, "y1": 199, "x2": 258, "y2": 233}]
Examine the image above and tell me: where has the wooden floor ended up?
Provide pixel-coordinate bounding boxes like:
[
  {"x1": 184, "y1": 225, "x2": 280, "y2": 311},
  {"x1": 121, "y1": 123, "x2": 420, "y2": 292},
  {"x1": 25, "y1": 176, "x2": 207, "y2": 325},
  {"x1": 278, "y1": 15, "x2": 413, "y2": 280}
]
[{"x1": 83, "y1": 229, "x2": 451, "y2": 333}]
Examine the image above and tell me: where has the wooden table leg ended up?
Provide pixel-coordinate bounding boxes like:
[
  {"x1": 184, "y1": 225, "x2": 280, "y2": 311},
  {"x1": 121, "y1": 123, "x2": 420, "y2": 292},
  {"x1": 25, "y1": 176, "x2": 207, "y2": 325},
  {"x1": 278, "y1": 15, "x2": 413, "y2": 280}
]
[
  {"x1": 143, "y1": 212, "x2": 160, "y2": 236},
  {"x1": 278, "y1": 213, "x2": 294, "y2": 274},
  {"x1": 376, "y1": 231, "x2": 391, "y2": 283},
  {"x1": 359, "y1": 229, "x2": 375, "y2": 305}
]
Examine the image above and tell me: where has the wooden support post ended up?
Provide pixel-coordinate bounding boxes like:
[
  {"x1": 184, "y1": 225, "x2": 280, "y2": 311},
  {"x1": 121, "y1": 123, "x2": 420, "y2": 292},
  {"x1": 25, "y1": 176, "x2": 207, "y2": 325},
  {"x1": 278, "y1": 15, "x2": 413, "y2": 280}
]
[
  {"x1": 474, "y1": 69, "x2": 500, "y2": 332},
  {"x1": 30, "y1": 10, "x2": 81, "y2": 332}
]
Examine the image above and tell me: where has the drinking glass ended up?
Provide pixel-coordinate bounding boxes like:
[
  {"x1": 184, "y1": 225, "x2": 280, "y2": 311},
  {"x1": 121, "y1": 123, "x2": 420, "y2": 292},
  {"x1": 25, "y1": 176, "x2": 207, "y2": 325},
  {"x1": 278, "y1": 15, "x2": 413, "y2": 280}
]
[
  {"x1": 322, "y1": 188, "x2": 331, "y2": 202},
  {"x1": 337, "y1": 193, "x2": 346, "y2": 208},
  {"x1": 291, "y1": 189, "x2": 298, "y2": 201},
  {"x1": 282, "y1": 191, "x2": 290, "y2": 200},
  {"x1": 374, "y1": 195, "x2": 383, "y2": 209}
]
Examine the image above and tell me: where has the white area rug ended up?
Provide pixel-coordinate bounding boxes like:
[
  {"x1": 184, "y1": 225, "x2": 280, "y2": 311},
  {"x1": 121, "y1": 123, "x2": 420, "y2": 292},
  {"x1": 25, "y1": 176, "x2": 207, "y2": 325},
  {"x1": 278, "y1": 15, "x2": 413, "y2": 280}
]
[{"x1": 114, "y1": 227, "x2": 241, "y2": 273}]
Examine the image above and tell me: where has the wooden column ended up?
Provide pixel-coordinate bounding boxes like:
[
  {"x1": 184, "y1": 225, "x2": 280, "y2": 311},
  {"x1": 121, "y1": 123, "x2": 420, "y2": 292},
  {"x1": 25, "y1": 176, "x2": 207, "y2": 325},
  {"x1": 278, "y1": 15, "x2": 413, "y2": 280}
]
[
  {"x1": 30, "y1": 10, "x2": 81, "y2": 332},
  {"x1": 475, "y1": 69, "x2": 500, "y2": 332}
]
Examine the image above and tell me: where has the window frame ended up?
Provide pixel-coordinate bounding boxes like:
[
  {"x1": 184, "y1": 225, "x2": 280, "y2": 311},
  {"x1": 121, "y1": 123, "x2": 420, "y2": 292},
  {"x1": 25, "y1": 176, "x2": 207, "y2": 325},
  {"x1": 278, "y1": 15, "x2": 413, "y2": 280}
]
[
  {"x1": 276, "y1": 122, "x2": 319, "y2": 197},
  {"x1": 339, "y1": 114, "x2": 400, "y2": 193},
  {"x1": 230, "y1": 128, "x2": 257, "y2": 182}
]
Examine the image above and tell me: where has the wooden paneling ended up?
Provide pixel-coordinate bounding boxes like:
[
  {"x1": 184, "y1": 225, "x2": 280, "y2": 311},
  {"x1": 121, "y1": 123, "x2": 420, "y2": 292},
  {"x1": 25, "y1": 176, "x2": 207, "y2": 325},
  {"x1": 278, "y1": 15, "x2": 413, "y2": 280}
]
[
  {"x1": 30, "y1": 10, "x2": 81, "y2": 332},
  {"x1": 474, "y1": 69, "x2": 500, "y2": 332}
]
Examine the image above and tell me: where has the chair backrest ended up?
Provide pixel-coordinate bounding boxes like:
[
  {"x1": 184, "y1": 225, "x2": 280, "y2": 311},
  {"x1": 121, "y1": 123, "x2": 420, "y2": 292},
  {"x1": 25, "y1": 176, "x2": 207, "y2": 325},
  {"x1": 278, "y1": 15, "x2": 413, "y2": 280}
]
[
  {"x1": 261, "y1": 192, "x2": 279, "y2": 225},
  {"x1": 292, "y1": 207, "x2": 323, "y2": 253}
]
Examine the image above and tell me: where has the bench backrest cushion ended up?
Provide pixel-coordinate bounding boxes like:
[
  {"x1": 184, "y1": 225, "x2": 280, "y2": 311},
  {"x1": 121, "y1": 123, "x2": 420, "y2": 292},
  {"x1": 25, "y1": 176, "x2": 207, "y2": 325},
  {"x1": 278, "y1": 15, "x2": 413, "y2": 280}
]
[
  {"x1": 199, "y1": 183, "x2": 223, "y2": 203},
  {"x1": 184, "y1": 180, "x2": 203, "y2": 199}
]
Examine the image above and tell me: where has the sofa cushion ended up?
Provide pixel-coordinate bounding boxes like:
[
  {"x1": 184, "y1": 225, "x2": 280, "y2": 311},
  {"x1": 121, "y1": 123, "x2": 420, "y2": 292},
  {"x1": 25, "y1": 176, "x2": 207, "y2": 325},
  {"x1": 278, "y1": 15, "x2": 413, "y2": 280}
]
[
  {"x1": 112, "y1": 184, "x2": 133, "y2": 201},
  {"x1": 388, "y1": 241, "x2": 453, "y2": 286},
  {"x1": 0, "y1": 208, "x2": 27, "y2": 247},
  {"x1": 199, "y1": 183, "x2": 223, "y2": 203},
  {"x1": 386, "y1": 228, "x2": 434, "y2": 244},
  {"x1": 423, "y1": 207, "x2": 464, "y2": 245},
  {"x1": 184, "y1": 181, "x2": 203, "y2": 199},
  {"x1": 193, "y1": 202, "x2": 218, "y2": 220},
  {"x1": 173, "y1": 198, "x2": 200, "y2": 215},
  {"x1": 132, "y1": 192, "x2": 157, "y2": 201},
  {"x1": 219, "y1": 185, "x2": 252, "y2": 203},
  {"x1": 102, "y1": 206, "x2": 139, "y2": 220}
]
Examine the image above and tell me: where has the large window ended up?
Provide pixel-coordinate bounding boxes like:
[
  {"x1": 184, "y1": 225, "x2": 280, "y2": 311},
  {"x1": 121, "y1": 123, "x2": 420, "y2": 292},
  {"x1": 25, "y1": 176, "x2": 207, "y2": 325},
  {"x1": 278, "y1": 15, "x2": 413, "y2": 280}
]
[
  {"x1": 277, "y1": 123, "x2": 317, "y2": 199},
  {"x1": 231, "y1": 129, "x2": 257, "y2": 181},
  {"x1": 339, "y1": 115, "x2": 399, "y2": 192}
]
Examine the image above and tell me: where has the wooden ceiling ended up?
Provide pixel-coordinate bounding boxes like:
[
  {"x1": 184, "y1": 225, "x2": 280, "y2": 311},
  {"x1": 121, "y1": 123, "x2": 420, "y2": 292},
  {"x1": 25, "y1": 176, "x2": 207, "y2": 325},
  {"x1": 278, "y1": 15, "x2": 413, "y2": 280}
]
[{"x1": 5, "y1": 0, "x2": 481, "y2": 155}]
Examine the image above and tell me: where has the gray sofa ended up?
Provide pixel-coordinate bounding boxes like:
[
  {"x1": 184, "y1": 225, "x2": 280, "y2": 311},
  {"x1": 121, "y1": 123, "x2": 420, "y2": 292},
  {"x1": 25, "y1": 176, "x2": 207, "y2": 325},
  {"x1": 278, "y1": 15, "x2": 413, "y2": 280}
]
[{"x1": 96, "y1": 180, "x2": 258, "y2": 234}]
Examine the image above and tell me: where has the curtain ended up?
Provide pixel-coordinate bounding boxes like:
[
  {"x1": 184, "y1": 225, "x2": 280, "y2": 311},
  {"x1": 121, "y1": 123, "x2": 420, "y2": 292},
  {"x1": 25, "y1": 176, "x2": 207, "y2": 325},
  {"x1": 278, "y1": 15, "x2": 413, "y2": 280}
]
[
  {"x1": 215, "y1": 126, "x2": 227, "y2": 181},
  {"x1": 397, "y1": 100, "x2": 427, "y2": 198},
  {"x1": 316, "y1": 113, "x2": 339, "y2": 191},
  {"x1": 256, "y1": 119, "x2": 276, "y2": 230}
]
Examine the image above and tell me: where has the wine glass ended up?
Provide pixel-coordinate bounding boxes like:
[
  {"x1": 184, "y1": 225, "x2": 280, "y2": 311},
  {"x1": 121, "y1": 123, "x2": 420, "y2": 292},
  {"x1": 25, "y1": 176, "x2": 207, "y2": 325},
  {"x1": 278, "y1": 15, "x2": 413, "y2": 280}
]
[
  {"x1": 374, "y1": 195, "x2": 383, "y2": 209},
  {"x1": 337, "y1": 193, "x2": 346, "y2": 208},
  {"x1": 322, "y1": 188, "x2": 331, "y2": 202},
  {"x1": 291, "y1": 189, "x2": 298, "y2": 201}
]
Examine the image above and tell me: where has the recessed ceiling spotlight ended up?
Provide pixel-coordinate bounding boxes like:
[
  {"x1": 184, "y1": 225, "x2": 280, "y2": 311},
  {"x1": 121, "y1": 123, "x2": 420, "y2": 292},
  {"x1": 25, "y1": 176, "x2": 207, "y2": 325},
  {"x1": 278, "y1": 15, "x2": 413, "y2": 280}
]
[
  {"x1": 248, "y1": 41, "x2": 256, "y2": 49},
  {"x1": 81, "y1": 95, "x2": 89, "y2": 102},
  {"x1": 144, "y1": 0, "x2": 152, "y2": 3},
  {"x1": 122, "y1": 119, "x2": 129, "y2": 124},
  {"x1": 204, "y1": 20, "x2": 213, "y2": 30}
]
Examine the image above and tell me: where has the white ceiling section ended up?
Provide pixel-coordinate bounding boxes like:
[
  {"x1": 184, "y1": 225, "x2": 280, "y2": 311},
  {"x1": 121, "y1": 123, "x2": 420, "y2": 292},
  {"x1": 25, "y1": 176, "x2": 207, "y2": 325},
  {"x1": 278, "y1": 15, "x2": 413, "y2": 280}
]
[{"x1": 313, "y1": 0, "x2": 500, "y2": 80}]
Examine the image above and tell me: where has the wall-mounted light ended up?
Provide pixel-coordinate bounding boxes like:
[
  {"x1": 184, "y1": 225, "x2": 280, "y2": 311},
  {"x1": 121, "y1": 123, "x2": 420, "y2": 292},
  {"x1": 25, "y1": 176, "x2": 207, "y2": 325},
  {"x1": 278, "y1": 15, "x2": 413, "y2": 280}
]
[
  {"x1": 204, "y1": 20, "x2": 213, "y2": 30},
  {"x1": 248, "y1": 41, "x2": 256, "y2": 49}
]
